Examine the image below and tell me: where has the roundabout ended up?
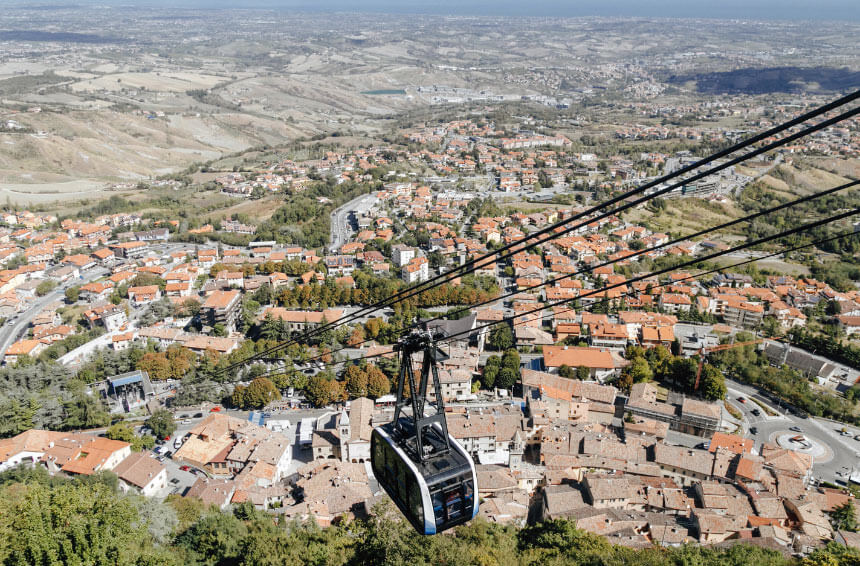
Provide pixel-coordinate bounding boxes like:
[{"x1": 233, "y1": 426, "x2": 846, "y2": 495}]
[{"x1": 769, "y1": 431, "x2": 833, "y2": 464}]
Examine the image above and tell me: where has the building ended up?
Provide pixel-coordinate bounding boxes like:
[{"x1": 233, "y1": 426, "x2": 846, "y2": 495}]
[
  {"x1": 89, "y1": 370, "x2": 156, "y2": 414},
  {"x1": 391, "y1": 244, "x2": 415, "y2": 267},
  {"x1": 402, "y1": 256, "x2": 429, "y2": 284},
  {"x1": 625, "y1": 383, "x2": 721, "y2": 438},
  {"x1": 113, "y1": 452, "x2": 167, "y2": 497},
  {"x1": 173, "y1": 413, "x2": 291, "y2": 482},
  {"x1": 4, "y1": 339, "x2": 46, "y2": 365},
  {"x1": 311, "y1": 397, "x2": 375, "y2": 463},
  {"x1": 83, "y1": 304, "x2": 127, "y2": 332},
  {"x1": 542, "y1": 345, "x2": 620, "y2": 381},
  {"x1": 261, "y1": 307, "x2": 344, "y2": 334},
  {"x1": 202, "y1": 289, "x2": 242, "y2": 332}
]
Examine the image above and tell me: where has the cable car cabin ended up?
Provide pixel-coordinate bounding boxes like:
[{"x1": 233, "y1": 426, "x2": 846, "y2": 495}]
[{"x1": 372, "y1": 419, "x2": 478, "y2": 535}]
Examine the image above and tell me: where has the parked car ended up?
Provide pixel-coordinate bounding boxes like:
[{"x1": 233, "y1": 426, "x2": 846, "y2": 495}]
[
  {"x1": 180, "y1": 465, "x2": 191, "y2": 472},
  {"x1": 737, "y1": 397, "x2": 746, "y2": 403},
  {"x1": 209, "y1": 407, "x2": 221, "y2": 412},
  {"x1": 790, "y1": 426, "x2": 802, "y2": 433},
  {"x1": 853, "y1": 434, "x2": 860, "y2": 441},
  {"x1": 750, "y1": 427, "x2": 758, "y2": 434},
  {"x1": 751, "y1": 409, "x2": 760, "y2": 416},
  {"x1": 194, "y1": 413, "x2": 203, "y2": 418}
]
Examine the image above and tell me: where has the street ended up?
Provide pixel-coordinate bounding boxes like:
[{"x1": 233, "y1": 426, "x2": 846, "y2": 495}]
[
  {"x1": 0, "y1": 266, "x2": 109, "y2": 356},
  {"x1": 725, "y1": 378, "x2": 860, "y2": 485}
]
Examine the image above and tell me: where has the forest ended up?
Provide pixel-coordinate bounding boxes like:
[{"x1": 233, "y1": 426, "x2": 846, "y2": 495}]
[{"x1": 0, "y1": 466, "x2": 853, "y2": 566}]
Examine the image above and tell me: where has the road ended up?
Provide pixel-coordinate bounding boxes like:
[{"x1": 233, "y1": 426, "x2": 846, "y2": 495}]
[
  {"x1": 725, "y1": 378, "x2": 860, "y2": 485},
  {"x1": 0, "y1": 242, "x2": 194, "y2": 362},
  {"x1": 0, "y1": 266, "x2": 109, "y2": 356},
  {"x1": 329, "y1": 193, "x2": 378, "y2": 253}
]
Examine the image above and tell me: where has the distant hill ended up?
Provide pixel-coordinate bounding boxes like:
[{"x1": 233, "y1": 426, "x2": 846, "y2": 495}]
[{"x1": 668, "y1": 66, "x2": 860, "y2": 94}]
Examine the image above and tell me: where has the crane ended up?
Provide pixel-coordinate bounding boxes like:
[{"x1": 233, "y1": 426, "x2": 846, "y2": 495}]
[{"x1": 694, "y1": 339, "x2": 763, "y2": 390}]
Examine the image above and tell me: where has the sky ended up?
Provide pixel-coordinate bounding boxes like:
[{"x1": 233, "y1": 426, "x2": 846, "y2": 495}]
[{"x1": 75, "y1": 0, "x2": 860, "y2": 21}]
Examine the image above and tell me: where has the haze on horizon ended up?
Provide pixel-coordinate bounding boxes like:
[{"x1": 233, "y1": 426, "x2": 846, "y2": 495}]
[{"x1": 33, "y1": 0, "x2": 860, "y2": 22}]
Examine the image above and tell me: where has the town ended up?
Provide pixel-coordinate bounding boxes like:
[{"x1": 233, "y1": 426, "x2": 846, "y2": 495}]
[{"x1": 0, "y1": 4, "x2": 859, "y2": 564}]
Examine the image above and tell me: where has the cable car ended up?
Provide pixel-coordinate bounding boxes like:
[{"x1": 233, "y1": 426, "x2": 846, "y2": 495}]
[
  {"x1": 372, "y1": 420, "x2": 477, "y2": 535},
  {"x1": 370, "y1": 330, "x2": 478, "y2": 535}
]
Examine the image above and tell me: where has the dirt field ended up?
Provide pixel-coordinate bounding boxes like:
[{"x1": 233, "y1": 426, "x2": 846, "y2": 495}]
[
  {"x1": 70, "y1": 71, "x2": 227, "y2": 93},
  {"x1": 0, "y1": 180, "x2": 129, "y2": 206}
]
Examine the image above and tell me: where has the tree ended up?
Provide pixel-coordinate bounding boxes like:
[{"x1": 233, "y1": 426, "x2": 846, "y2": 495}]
[
  {"x1": 483, "y1": 355, "x2": 501, "y2": 389},
  {"x1": 488, "y1": 324, "x2": 514, "y2": 351},
  {"x1": 63, "y1": 386, "x2": 110, "y2": 430},
  {"x1": 306, "y1": 375, "x2": 335, "y2": 408},
  {"x1": 147, "y1": 409, "x2": 176, "y2": 440},
  {"x1": 576, "y1": 365, "x2": 590, "y2": 380},
  {"x1": 366, "y1": 365, "x2": 390, "y2": 398},
  {"x1": 558, "y1": 364, "x2": 575, "y2": 379},
  {"x1": 0, "y1": 481, "x2": 170, "y2": 565},
  {"x1": 344, "y1": 365, "x2": 369, "y2": 398},
  {"x1": 670, "y1": 357, "x2": 699, "y2": 391},
  {"x1": 829, "y1": 500, "x2": 857, "y2": 532},
  {"x1": 106, "y1": 422, "x2": 155, "y2": 452},
  {"x1": 626, "y1": 357, "x2": 653, "y2": 383},
  {"x1": 497, "y1": 367, "x2": 518, "y2": 391},
  {"x1": 232, "y1": 378, "x2": 280, "y2": 410},
  {"x1": 65, "y1": 285, "x2": 81, "y2": 303},
  {"x1": 212, "y1": 323, "x2": 227, "y2": 337},
  {"x1": 35, "y1": 280, "x2": 57, "y2": 297},
  {"x1": 699, "y1": 363, "x2": 727, "y2": 401}
]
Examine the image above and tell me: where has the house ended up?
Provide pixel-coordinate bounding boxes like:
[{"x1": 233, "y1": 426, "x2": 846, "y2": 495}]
[
  {"x1": 4, "y1": 339, "x2": 46, "y2": 364},
  {"x1": 79, "y1": 280, "x2": 114, "y2": 301},
  {"x1": 46, "y1": 436, "x2": 132, "y2": 476},
  {"x1": 113, "y1": 452, "x2": 167, "y2": 497},
  {"x1": 658, "y1": 293, "x2": 692, "y2": 313},
  {"x1": 83, "y1": 304, "x2": 127, "y2": 332},
  {"x1": 311, "y1": 398, "x2": 375, "y2": 463},
  {"x1": 127, "y1": 285, "x2": 161, "y2": 307},
  {"x1": 391, "y1": 244, "x2": 415, "y2": 267},
  {"x1": 185, "y1": 478, "x2": 236, "y2": 510},
  {"x1": 542, "y1": 345, "x2": 620, "y2": 381}
]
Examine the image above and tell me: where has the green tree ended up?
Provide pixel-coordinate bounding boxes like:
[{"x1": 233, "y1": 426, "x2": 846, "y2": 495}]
[
  {"x1": 146, "y1": 409, "x2": 176, "y2": 440},
  {"x1": 106, "y1": 421, "x2": 155, "y2": 452},
  {"x1": 700, "y1": 363, "x2": 727, "y2": 401},
  {"x1": 176, "y1": 511, "x2": 246, "y2": 566},
  {"x1": 65, "y1": 285, "x2": 81, "y2": 303},
  {"x1": 63, "y1": 385, "x2": 110, "y2": 430},
  {"x1": 829, "y1": 500, "x2": 857, "y2": 532},
  {"x1": 0, "y1": 481, "x2": 172, "y2": 565},
  {"x1": 35, "y1": 280, "x2": 58, "y2": 297},
  {"x1": 670, "y1": 356, "x2": 699, "y2": 391},
  {"x1": 576, "y1": 365, "x2": 590, "y2": 380},
  {"x1": 483, "y1": 355, "x2": 501, "y2": 389},
  {"x1": 488, "y1": 324, "x2": 514, "y2": 351},
  {"x1": 558, "y1": 364, "x2": 575, "y2": 379},
  {"x1": 626, "y1": 356, "x2": 653, "y2": 383},
  {"x1": 497, "y1": 367, "x2": 518, "y2": 391},
  {"x1": 0, "y1": 398, "x2": 39, "y2": 437}
]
